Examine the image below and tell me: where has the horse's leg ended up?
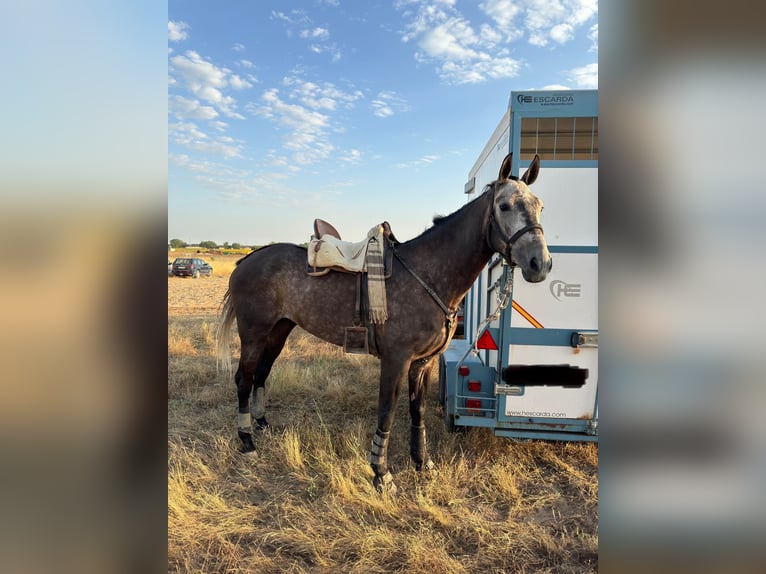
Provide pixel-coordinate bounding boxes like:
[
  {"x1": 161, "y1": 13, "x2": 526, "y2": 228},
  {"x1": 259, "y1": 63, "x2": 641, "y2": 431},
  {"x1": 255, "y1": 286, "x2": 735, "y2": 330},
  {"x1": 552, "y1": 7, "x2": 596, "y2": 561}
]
[
  {"x1": 235, "y1": 360, "x2": 257, "y2": 452},
  {"x1": 236, "y1": 319, "x2": 295, "y2": 452},
  {"x1": 369, "y1": 354, "x2": 411, "y2": 493},
  {"x1": 251, "y1": 319, "x2": 295, "y2": 429},
  {"x1": 408, "y1": 357, "x2": 437, "y2": 472}
]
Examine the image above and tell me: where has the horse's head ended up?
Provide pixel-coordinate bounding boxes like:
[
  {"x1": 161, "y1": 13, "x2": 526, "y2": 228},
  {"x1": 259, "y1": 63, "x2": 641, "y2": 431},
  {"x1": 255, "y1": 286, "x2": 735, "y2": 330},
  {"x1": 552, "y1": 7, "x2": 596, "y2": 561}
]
[{"x1": 488, "y1": 153, "x2": 552, "y2": 283}]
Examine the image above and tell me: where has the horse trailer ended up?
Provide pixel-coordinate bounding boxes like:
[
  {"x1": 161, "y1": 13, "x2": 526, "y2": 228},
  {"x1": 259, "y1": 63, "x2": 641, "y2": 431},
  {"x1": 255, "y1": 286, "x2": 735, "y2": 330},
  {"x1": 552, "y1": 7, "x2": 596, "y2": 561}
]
[{"x1": 439, "y1": 89, "x2": 598, "y2": 441}]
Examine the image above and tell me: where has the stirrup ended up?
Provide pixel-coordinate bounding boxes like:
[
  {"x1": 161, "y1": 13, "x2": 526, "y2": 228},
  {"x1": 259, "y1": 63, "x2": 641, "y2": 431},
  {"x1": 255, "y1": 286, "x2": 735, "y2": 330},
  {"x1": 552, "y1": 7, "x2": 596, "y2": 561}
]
[{"x1": 343, "y1": 326, "x2": 369, "y2": 354}]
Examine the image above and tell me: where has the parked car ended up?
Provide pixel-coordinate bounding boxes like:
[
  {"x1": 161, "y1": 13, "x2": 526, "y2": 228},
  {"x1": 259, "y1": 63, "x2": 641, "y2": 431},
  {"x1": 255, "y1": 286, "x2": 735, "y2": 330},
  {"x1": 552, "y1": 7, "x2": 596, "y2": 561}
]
[{"x1": 172, "y1": 257, "x2": 213, "y2": 278}]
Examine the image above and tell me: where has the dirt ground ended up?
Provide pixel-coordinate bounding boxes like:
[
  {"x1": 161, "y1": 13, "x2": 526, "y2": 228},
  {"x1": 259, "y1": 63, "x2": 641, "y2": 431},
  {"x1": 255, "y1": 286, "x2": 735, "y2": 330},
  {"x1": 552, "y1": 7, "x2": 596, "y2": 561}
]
[{"x1": 168, "y1": 275, "x2": 229, "y2": 315}]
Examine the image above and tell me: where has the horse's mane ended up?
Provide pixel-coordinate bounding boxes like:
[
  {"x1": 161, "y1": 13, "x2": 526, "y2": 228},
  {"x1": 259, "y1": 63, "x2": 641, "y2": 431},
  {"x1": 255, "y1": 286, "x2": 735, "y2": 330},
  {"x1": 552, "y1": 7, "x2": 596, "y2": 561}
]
[
  {"x1": 413, "y1": 181, "x2": 497, "y2": 243},
  {"x1": 235, "y1": 242, "x2": 289, "y2": 266}
]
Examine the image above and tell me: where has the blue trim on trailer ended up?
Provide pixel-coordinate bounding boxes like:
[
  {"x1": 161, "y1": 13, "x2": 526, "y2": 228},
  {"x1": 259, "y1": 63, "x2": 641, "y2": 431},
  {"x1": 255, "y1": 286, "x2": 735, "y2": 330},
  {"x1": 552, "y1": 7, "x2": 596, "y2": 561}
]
[
  {"x1": 524, "y1": 159, "x2": 598, "y2": 169},
  {"x1": 454, "y1": 414, "x2": 598, "y2": 441},
  {"x1": 494, "y1": 428, "x2": 598, "y2": 442},
  {"x1": 547, "y1": 245, "x2": 598, "y2": 254},
  {"x1": 507, "y1": 327, "x2": 595, "y2": 347}
]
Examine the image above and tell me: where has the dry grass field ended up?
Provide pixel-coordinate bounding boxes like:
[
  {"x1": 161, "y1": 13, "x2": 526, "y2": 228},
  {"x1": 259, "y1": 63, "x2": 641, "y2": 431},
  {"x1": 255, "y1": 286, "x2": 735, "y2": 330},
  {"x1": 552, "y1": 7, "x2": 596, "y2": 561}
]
[{"x1": 168, "y1": 253, "x2": 598, "y2": 573}]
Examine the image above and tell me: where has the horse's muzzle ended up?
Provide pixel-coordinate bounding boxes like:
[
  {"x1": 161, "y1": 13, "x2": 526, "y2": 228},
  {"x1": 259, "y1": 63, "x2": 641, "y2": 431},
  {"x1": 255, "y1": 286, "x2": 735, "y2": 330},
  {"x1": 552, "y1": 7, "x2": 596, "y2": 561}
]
[{"x1": 521, "y1": 253, "x2": 552, "y2": 283}]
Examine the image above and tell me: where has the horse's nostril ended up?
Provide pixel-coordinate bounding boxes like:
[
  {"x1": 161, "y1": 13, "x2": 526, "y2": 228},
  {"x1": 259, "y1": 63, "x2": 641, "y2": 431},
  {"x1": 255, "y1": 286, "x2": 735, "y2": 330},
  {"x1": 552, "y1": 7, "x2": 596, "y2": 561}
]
[
  {"x1": 530, "y1": 257, "x2": 539, "y2": 272},
  {"x1": 548, "y1": 257, "x2": 553, "y2": 272}
]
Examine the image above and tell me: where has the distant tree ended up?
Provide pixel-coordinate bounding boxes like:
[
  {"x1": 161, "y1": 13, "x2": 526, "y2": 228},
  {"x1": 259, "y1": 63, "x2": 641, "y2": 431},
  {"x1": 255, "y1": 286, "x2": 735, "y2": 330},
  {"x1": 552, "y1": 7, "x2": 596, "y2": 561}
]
[
  {"x1": 231, "y1": 242, "x2": 241, "y2": 250},
  {"x1": 199, "y1": 240, "x2": 218, "y2": 249},
  {"x1": 169, "y1": 238, "x2": 187, "y2": 249},
  {"x1": 223, "y1": 241, "x2": 230, "y2": 249}
]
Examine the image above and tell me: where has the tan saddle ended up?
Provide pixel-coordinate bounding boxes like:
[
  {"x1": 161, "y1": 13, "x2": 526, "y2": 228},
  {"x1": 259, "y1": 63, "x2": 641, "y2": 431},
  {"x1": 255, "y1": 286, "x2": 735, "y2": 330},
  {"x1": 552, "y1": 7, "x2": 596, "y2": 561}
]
[{"x1": 307, "y1": 218, "x2": 396, "y2": 277}]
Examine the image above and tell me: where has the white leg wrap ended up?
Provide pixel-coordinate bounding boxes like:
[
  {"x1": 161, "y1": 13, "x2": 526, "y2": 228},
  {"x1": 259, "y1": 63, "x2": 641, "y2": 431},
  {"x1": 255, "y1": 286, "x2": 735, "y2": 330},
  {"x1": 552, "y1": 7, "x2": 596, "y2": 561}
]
[
  {"x1": 368, "y1": 429, "x2": 390, "y2": 466},
  {"x1": 252, "y1": 386, "x2": 266, "y2": 419},
  {"x1": 238, "y1": 412, "x2": 252, "y2": 431}
]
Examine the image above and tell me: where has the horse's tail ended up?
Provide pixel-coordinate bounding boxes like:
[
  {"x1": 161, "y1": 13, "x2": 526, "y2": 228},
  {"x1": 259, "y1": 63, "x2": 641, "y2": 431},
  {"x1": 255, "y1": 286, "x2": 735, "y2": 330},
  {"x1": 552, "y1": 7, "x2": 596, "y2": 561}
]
[{"x1": 216, "y1": 288, "x2": 237, "y2": 375}]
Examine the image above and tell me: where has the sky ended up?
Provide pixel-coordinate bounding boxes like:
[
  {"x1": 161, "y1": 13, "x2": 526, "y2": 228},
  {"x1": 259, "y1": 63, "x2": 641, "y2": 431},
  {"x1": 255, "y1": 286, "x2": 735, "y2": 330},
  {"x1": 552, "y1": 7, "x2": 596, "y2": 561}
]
[{"x1": 168, "y1": 0, "x2": 598, "y2": 246}]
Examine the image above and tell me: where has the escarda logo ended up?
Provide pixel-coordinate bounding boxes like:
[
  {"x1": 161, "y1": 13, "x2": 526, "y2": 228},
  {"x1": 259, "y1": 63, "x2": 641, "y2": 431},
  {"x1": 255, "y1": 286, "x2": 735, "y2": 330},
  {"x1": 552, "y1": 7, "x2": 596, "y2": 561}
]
[
  {"x1": 550, "y1": 280, "x2": 581, "y2": 301},
  {"x1": 517, "y1": 93, "x2": 575, "y2": 106}
]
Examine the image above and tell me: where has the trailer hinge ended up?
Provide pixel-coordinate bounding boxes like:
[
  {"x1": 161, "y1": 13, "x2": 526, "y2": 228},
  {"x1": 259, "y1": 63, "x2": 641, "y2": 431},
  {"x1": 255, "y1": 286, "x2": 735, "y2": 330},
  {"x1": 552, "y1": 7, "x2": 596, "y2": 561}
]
[
  {"x1": 494, "y1": 383, "x2": 523, "y2": 396},
  {"x1": 570, "y1": 331, "x2": 598, "y2": 348}
]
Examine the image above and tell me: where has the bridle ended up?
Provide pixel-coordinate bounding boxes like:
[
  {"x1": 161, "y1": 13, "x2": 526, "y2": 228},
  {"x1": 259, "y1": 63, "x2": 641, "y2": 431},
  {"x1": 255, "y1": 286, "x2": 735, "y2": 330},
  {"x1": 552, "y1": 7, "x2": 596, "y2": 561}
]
[{"x1": 486, "y1": 183, "x2": 543, "y2": 266}]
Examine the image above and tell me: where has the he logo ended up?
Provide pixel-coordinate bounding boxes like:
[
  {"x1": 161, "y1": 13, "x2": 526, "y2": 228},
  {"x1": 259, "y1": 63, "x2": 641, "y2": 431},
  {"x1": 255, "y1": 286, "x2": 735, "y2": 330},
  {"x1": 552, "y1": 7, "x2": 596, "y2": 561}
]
[{"x1": 550, "y1": 280, "x2": 581, "y2": 301}]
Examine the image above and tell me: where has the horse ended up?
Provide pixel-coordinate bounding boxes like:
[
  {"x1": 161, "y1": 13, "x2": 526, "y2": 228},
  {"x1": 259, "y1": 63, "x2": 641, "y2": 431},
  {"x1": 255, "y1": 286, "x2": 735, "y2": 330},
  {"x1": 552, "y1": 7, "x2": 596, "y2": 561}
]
[{"x1": 216, "y1": 153, "x2": 551, "y2": 492}]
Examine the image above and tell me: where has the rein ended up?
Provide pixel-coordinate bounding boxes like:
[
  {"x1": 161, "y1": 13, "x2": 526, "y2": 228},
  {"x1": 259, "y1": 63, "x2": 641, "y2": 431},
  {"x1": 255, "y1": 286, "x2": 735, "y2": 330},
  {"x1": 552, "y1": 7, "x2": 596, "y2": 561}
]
[{"x1": 389, "y1": 242, "x2": 457, "y2": 359}]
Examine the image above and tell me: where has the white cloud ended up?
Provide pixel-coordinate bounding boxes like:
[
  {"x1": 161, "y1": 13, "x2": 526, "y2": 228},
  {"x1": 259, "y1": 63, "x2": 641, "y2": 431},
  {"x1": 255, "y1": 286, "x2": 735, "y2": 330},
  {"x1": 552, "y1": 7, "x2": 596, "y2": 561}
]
[
  {"x1": 232, "y1": 42, "x2": 245, "y2": 52},
  {"x1": 510, "y1": 0, "x2": 597, "y2": 47},
  {"x1": 239, "y1": 59, "x2": 255, "y2": 69},
  {"x1": 550, "y1": 23, "x2": 574, "y2": 44},
  {"x1": 397, "y1": 2, "x2": 521, "y2": 84},
  {"x1": 282, "y1": 75, "x2": 363, "y2": 111},
  {"x1": 588, "y1": 23, "x2": 598, "y2": 52},
  {"x1": 479, "y1": 0, "x2": 521, "y2": 30},
  {"x1": 396, "y1": 154, "x2": 440, "y2": 169},
  {"x1": 370, "y1": 91, "x2": 410, "y2": 118},
  {"x1": 396, "y1": 0, "x2": 596, "y2": 82},
  {"x1": 169, "y1": 50, "x2": 250, "y2": 119},
  {"x1": 248, "y1": 75, "x2": 366, "y2": 166},
  {"x1": 229, "y1": 74, "x2": 253, "y2": 90},
  {"x1": 339, "y1": 149, "x2": 362, "y2": 163},
  {"x1": 568, "y1": 62, "x2": 598, "y2": 88},
  {"x1": 273, "y1": 11, "x2": 340, "y2": 60},
  {"x1": 249, "y1": 88, "x2": 335, "y2": 164},
  {"x1": 300, "y1": 27, "x2": 330, "y2": 40},
  {"x1": 168, "y1": 20, "x2": 189, "y2": 42},
  {"x1": 169, "y1": 95, "x2": 219, "y2": 120},
  {"x1": 169, "y1": 122, "x2": 244, "y2": 158}
]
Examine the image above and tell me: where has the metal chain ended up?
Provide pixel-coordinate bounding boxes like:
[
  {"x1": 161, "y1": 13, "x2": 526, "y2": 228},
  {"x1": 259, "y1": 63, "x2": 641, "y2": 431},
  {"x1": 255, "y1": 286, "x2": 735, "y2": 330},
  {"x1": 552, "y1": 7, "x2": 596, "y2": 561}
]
[
  {"x1": 470, "y1": 262, "x2": 514, "y2": 346},
  {"x1": 454, "y1": 262, "x2": 515, "y2": 373}
]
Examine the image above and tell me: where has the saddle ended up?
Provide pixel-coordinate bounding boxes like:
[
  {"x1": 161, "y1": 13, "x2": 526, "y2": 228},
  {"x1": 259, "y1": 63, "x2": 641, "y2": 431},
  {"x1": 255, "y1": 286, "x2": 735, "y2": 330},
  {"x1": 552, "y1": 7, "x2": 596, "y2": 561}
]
[
  {"x1": 307, "y1": 218, "x2": 398, "y2": 355},
  {"x1": 307, "y1": 218, "x2": 396, "y2": 277}
]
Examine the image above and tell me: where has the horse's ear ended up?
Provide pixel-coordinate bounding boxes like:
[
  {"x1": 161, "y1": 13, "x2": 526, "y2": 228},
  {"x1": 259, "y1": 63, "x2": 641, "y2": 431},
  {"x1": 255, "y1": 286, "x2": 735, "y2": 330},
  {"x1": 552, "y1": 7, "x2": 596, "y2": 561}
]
[
  {"x1": 498, "y1": 153, "x2": 513, "y2": 181},
  {"x1": 521, "y1": 154, "x2": 540, "y2": 185}
]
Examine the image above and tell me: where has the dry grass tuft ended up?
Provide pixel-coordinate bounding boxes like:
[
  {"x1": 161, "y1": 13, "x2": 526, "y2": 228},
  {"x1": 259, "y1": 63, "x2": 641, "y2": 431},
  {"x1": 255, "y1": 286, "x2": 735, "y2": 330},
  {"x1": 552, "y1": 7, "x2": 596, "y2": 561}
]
[{"x1": 169, "y1": 305, "x2": 598, "y2": 573}]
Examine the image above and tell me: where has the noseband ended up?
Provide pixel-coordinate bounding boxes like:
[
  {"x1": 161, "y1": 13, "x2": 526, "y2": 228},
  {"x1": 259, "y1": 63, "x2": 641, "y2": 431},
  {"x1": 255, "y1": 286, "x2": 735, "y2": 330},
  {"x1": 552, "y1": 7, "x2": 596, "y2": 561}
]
[{"x1": 486, "y1": 186, "x2": 543, "y2": 265}]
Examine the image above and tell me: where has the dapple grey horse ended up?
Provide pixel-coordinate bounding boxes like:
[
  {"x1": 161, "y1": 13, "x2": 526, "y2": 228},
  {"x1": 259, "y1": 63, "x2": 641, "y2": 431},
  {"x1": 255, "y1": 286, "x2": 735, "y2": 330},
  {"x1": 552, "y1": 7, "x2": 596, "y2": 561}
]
[{"x1": 217, "y1": 153, "x2": 551, "y2": 491}]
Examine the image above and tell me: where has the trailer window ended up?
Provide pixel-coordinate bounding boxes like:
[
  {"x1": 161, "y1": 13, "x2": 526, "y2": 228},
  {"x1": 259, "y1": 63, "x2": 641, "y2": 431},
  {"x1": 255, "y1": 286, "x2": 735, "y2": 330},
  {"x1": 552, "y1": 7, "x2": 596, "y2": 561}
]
[{"x1": 520, "y1": 116, "x2": 598, "y2": 161}]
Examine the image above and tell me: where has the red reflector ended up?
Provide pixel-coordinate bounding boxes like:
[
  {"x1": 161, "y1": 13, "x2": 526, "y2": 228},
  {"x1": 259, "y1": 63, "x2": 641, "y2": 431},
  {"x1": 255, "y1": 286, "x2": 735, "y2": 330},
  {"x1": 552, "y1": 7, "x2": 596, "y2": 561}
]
[
  {"x1": 467, "y1": 380, "x2": 481, "y2": 392},
  {"x1": 458, "y1": 366, "x2": 470, "y2": 376},
  {"x1": 476, "y1": 330, "x2": 498, "y2": 350},
  {"x1": 466, "y1": 399, "x2": 482, "y2": 410}
]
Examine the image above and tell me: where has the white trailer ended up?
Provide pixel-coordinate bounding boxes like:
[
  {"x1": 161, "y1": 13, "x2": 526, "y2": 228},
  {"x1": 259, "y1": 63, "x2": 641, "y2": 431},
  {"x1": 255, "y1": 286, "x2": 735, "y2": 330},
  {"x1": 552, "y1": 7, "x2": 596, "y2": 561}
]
[{"x1": 439, "y1": 90, "x2": 598, "y2": 441}]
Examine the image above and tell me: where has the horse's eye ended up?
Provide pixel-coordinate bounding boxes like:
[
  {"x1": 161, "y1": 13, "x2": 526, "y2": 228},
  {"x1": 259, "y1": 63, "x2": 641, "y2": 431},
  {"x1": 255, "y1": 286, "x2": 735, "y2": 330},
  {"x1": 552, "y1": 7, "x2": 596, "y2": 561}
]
[{"x1": 499, "y1": 203, "x2": 510, "y2": 212}]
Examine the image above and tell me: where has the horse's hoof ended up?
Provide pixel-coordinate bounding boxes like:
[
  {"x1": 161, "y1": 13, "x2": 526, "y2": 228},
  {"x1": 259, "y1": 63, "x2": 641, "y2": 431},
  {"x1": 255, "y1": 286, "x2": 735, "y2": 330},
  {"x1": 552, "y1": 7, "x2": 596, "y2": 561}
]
[
  {"x1": 254, "y1": 417, "x2": 269, "y2": 431},
  {"x1": 415, "y1": 459, "x2": 436, "y2": 472},
  {"x1": 238, "y1": 430, "x2": 256, "y2": 453},
  {"x1": 373, "y1": 471, "x2": 397, "y2": 495}
]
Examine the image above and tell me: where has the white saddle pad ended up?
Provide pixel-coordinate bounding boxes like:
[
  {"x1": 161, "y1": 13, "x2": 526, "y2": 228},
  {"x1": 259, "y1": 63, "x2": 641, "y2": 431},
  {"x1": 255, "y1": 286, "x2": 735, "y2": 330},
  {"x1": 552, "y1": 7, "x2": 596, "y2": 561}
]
[{"x1": 308, "y1": 226, "x2": 380, "y2": 272}]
